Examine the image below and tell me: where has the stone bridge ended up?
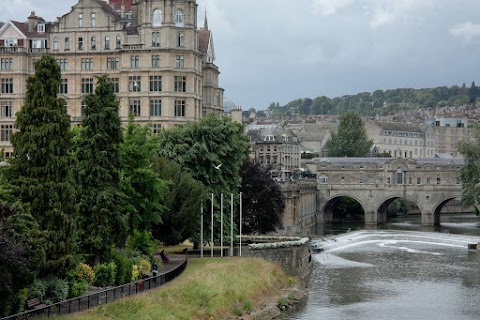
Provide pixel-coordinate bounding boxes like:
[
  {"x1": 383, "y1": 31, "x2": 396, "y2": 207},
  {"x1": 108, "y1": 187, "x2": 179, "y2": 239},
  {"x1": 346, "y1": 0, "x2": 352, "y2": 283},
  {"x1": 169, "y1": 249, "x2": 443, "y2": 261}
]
[{"x1": 303, "y1": 157, "x2": 465, "y2": 226}]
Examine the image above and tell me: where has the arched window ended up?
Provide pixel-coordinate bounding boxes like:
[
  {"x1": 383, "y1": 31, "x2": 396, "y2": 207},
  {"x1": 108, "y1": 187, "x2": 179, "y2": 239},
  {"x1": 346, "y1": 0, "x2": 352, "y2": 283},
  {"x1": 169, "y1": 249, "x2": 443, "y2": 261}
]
[
  {"x1": 116, "y1": 34, "x2": 121, "y2": 49},
  {"x1": 152, "y1": 9, "x2": 162, "y2": 26},
  {"x1": 175, "y1": 9, "x2": 185, "y2": 27},
  {"x1": 395, "y1": 169, "x2": 404, "y2": 185}
]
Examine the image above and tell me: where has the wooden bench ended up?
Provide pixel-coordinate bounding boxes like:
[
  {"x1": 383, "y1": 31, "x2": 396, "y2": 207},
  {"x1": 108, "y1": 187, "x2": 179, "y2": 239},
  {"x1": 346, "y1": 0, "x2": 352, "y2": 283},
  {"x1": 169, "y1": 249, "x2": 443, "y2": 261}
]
[{"x1": 27, "y1": 298, "x2": 46, "y2": 310}]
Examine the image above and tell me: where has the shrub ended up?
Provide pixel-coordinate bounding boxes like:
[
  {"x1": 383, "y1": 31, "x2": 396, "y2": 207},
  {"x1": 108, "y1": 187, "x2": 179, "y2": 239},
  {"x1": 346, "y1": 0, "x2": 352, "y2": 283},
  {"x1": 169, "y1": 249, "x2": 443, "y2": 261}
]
[
  {"x1": 75, "y1": 263, "x2": 95, "y2": 285},
  {"x1": 110, "y1": 250, "x2": 134, "y2": 285},
  {"x1": 94, "y1": 262, "x2": 117, "y2": 287},
  {"x1": 45, "y1": 278, "x2": 69, "y2": 303},
  {"x1": 131, "y1": 265, "x2": 139, "y2": 282},
  {"x1": 138, "y1": 258, "x2": 151, "y2": 278},
  {"x1": 69, "y1": 279, "x2": 89, "y2": 298},
  {"x1": 28, "y1": 279, "x2": 47, "y2": 301},
  {"x1": 126, "y1": 230, "x2": 158, "y2": 257}
]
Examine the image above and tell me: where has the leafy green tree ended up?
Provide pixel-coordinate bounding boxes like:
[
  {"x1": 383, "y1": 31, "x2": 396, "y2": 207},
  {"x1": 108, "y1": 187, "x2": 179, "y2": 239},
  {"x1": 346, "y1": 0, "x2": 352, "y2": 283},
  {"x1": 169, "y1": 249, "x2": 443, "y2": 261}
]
[
  {"x1": 158, "y1": 114, "x2": 249, "y2": 196},
  {"x1": 458, "y1": 126, "x2": 480, "y2": 209},
  {"x1": 151, "y1": 157, "x2": 203, "y2": 246},
  {"x1": 240, "y1": 159, "x2": 284, "y2": 234},
  {"x1": 75, "y1": 75, "x2": 128, "y2": 264},
  {"x1": 325, "y1": 111, "x2": 373, "y2": 157},
  {"x1": 8, "y1": 54, "x2": 77, "y2": 276},
  {"x1": 120, "y1": 120, "x2": 167, "y2": 232}
]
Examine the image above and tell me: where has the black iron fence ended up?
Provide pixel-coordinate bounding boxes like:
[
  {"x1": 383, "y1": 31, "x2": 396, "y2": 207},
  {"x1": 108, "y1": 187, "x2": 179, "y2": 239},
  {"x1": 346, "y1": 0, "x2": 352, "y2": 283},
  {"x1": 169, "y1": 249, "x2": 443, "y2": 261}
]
[{"x1": 2, "y1": 259, "x2": 188, "y2": 320}]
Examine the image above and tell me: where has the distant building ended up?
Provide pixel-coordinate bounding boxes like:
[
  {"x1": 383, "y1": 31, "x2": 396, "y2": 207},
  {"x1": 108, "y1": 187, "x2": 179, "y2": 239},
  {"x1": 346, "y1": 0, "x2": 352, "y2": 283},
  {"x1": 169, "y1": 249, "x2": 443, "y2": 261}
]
[
  {"x1": 287, "y1": 123, "x2": 336, "y2": 158},
  {"x1": 365, "y1": 120, "x2": 435, "y2": 158},
  {"x1": 431, "y1": 117, "x2": 475, "y2": 157},
  {"x1": 246, "y1": 124, "x2": 301, "y2": 179},
  {"x1": 0, "y1": 0, "x2": 224, "y2": 157}
]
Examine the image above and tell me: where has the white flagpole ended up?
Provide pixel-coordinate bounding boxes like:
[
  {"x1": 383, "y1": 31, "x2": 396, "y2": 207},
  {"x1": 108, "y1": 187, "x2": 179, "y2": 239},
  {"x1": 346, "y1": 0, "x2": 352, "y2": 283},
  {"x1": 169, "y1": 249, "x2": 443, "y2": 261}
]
[
  {"x1": 220, "y1": 193, "x2": 224, "y2": 258},
  {"x1": 239, "y1": 192, "x2": 243, "y2": 257},
  {"x1": 200, "y1": 202, "x2": 203, "y2": 259},
  {"x1": 211, "y1": 193, "x2": 214, "y2": 258},
  {"x1": 230, "y1": 193, "x2": 234, "y2": 256}
]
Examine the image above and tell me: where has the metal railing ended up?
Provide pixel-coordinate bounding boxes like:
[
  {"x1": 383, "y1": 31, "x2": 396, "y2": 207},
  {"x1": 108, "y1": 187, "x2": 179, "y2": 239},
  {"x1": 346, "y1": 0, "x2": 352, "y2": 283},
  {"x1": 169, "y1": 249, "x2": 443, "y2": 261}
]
[{"x1": 2, "y1": 258, "x2": 187, "y2": 320}]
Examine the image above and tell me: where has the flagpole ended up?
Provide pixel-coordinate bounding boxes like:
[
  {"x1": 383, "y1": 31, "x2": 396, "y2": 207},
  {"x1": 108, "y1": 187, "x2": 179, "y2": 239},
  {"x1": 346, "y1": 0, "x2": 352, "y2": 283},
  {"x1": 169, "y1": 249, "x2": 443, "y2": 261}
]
[
  {"x1": 230, "y1": 193, "x2": 234, "y2": 256},
  {"x1": 211, "y1": 193, "x2": 214, "y2": 258},
  {"x1": 220, "y1": 193, "x2": 224, "y2": 258},
  {"x1": 200, "y1": 202, "x2": 203, "y2": 258},
  {"x1": 239, "y1": 192, "x2": 243, "y2": 257}
]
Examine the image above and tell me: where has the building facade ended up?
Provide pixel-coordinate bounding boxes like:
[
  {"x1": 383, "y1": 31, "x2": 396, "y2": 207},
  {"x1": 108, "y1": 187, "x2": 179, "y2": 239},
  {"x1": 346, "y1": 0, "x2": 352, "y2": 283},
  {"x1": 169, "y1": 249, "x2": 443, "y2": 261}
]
[
  {"x1": 365, "y1": 120, "x2": 435, "y2": 158},
  {"x1": 431, "y1": 117, "x2": 475, "y2": 157},
  {"x1": 0, "y1": 0, "x2": 224, "y2": 157},
  {"x1": 246, "y1": 124, "x2": 301, "y2": 179}
]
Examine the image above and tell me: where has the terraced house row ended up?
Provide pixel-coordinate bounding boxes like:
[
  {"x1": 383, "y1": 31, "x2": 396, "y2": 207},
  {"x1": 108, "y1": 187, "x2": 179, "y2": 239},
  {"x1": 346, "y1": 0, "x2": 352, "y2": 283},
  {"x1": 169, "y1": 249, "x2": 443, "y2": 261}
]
[{"x1": 0, "y1": 0, "x2": 224, "y2": 157}]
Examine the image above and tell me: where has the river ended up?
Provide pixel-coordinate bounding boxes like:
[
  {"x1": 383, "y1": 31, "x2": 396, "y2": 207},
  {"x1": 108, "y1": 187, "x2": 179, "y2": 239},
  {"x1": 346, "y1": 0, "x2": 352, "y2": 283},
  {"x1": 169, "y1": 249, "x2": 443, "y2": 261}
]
[{"x1": 282, "y1": 214, "x2": 480, "y2": 320}]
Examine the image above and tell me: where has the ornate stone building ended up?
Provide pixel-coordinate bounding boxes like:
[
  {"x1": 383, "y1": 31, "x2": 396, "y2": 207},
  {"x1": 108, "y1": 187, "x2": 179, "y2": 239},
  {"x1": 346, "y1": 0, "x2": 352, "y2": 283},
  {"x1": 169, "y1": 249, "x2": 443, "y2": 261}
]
[{"x1": 0, "y1": 0, "x2": 224, "y2": 157}]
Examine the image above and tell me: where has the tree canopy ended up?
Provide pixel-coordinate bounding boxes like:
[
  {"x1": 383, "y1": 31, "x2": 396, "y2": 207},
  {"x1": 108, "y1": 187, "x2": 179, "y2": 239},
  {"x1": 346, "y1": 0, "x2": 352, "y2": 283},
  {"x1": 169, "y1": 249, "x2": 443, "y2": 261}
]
[
  {"x1": 458, "y1": 126, "x2": 480, "y2": 209},
  {"x1": 325, "y1": 111, "x2": 373, "y2": 157},
  {"x1": 74, "y1": 75, "x2": 128, "y2": 264},
  {"x1": 240, "y1": 159, "x2": 284, "y2": 234},
  {"x1": 8, "y1": 54, "x2": 77, "y2": 276}
]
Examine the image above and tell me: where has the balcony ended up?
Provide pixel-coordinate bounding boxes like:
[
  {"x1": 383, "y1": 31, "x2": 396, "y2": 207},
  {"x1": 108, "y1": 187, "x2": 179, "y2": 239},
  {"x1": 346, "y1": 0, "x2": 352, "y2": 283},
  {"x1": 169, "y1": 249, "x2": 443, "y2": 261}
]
[
  {"x1": 122, "y1": 44, "x2": 144, "y2": 51},
  {"x1": 0, "y1": 46, "x2": 27, "y2": 54}
]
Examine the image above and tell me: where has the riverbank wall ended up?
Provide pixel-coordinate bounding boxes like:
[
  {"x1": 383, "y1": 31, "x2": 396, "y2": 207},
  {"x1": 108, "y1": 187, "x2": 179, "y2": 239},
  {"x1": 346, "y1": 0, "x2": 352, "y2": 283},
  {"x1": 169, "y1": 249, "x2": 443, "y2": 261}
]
[{"x1": 240, "y1": 236, "x2": 312, "y2": 280}]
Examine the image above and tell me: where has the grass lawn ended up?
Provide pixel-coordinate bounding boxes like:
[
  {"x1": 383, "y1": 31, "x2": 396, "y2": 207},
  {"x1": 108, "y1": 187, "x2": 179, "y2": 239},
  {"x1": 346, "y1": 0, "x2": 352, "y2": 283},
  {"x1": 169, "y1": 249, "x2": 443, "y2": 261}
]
[{"x1": 45, "y1": 257, "x2": 292, "y2": 320}]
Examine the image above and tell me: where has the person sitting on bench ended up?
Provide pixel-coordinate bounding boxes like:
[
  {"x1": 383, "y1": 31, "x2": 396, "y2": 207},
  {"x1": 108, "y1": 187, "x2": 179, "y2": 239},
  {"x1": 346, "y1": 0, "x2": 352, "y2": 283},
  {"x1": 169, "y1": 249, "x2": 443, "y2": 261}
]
[{"x1": 160, "y1": 250, "x2": 170, "y2": 263}]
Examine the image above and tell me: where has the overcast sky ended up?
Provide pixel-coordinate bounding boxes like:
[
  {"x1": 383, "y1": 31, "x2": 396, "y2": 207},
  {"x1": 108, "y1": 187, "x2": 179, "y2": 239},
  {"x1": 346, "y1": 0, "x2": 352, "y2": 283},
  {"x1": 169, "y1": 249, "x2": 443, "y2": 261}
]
[{"x1": 1, "y1": 0, "x2": 480, "y2": 109}]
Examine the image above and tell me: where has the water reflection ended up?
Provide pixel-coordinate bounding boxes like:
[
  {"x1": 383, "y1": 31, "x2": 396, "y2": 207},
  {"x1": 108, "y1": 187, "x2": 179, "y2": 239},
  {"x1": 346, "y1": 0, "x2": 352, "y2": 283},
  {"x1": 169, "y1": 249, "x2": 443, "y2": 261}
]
[{"x1": 283, "y1": 224, "x2": 480, "y2": 320}]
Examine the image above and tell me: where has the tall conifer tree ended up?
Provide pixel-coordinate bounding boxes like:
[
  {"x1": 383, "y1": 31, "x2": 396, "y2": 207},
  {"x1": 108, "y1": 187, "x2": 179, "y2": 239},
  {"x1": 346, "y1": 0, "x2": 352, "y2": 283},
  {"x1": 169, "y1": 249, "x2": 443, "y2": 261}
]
[
  {"x1": 75, "y1": 75, "x2": 127, "y2": 264},
  {"x1": 8, "y1": 55, "x2": 77, "y2": 276}
]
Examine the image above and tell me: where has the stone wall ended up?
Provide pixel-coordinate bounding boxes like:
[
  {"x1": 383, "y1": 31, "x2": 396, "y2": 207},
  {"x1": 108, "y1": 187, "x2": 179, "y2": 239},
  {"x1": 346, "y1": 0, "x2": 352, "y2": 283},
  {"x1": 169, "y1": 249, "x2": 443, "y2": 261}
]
[{"x1": 240, "y1": 237, "x2": 312, "y2": 279}]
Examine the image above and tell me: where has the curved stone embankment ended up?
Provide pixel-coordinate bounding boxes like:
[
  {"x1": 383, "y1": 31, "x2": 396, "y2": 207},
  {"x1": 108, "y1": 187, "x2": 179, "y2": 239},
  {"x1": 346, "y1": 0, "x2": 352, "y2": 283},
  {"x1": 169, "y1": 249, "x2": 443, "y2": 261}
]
[{"x1": 310, "y1": 229, "x2": 480, "y2": 252}]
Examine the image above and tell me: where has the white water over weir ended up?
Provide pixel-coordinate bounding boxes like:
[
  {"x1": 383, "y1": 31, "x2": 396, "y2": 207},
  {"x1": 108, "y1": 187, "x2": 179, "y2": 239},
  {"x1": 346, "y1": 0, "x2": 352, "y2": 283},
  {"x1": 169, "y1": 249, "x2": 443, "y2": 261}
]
[{"x1": 310, "y1": 230, "x2": 480, "y2": 252}]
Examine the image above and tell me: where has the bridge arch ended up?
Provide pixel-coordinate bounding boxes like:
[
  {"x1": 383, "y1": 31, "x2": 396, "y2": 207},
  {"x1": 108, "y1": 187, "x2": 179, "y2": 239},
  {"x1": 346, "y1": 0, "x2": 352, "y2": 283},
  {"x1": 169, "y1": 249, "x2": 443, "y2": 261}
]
[
  {"x1": 322, "y1": 195, "x2": 367, "y2": 224},
  {"x1": 376, "y1": 196, "x2": 423, "y2": 224},
  {"x1": 433, "y1": 196, "x2": 462, "y2": 226}
]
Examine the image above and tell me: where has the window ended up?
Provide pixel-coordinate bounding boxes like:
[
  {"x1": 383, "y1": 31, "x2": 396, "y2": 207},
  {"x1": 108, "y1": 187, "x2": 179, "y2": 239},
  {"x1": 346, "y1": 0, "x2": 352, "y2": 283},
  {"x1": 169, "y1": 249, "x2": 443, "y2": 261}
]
[
  {"x1": 91, "y1": 36, "x2": 96, "y2": 50},
  {"x1": 129, "y1": 99, "x2": 141, "y2": 116},
  {"x1": 81, "y1": 58, "x2": 93, "y2": 70},
  {"x1": 319, "y1": 175, "x2": 328, "y2": 184},
  {"x1": 79, "y1": 13, "x2": 83, "y2": 27},
  {"x1": 426, "y1": 177, "x2": 431, "y2": 184},
  {"x1": 408, "y1": 177, "x2": 412, "y2": 185},
  {"x1": 116, "y1": 35, "x2": 121, "y2": 49},
  {"x1": 152, "y1": 9, "x2": 162, "y2": 26},
  {"x1": 1, "y1": 58, "x2": 12, "y2": 70},
  {"x1": 1, "y1": 125, "x2": 12, "y2": 142},
  {"x1": 177, "y1": 32, "x2": 185, "y2": 47},
  {"x1": 149, "y1": 76, "x2": 162, "y2": 92},
  {"x1": 78, "y1": 37, "x2": 83, "y2": 50},
  {"x1": 387, "y1": 177, "x2": 391, "y2": 184},
  {"x1": 174, "y1": 76, "x2": 186, "y2": 92},
  {"x1": 130, "y1": 55, "x2": 139, "y2": 68},
  {"x1": 417, "y1": 177, "x2": 421, "y2": 184},
  {"x1": 5, "y1": 39, "x2": 17, "y2": 47},
  {"x1": 108, "y1": 78, "x2": 119, "y2": 93},
  {"x1": 0, "y1": 101, "x2": 13, "y2": 117},
  {"x1": 53, "y1": 37, "x2": 58, "y2": 50},
  {"x1": 56, "y1": 59, "x2": 68, "y2": 70},
  {"x1": 152, "y1": 123, "x2": 161, "y2": 134},
  {"x1": 105, "y1": 36, "x2": 110, "y2": 49},
  {"x1": 174, "y1": 9, "x2": 185, "y2": 27},
  {"x1": 129, "y1": 76, "x2": 141, "y2": 92},
  {"x1": 59, "y1": 79, "x2": 68, "y2": 94},
  {"x1": 81, "y1": 100, "x2": 87, "y2": 116},
  {"x1": 65, "y1": 37, "x2": 70, "y2": 50},
  {"x1": 436, "y1": 177, "x2": 441, "y2": 185},
  {"x1": 1, "y1": 78, "x2": 13, "y2": 94},
  {"x1": 152, "y1": 32, "x2": 160, "y2": 47},
  {"x1": 176, "y1": 55, "x2": 184, "y2": 68},
  {"x1": 91, "y1": 13, "x2": 96, "y2": 27},
  {"x1": 37, "y1": 24, "x2": 45, "y2": 33},
  {"x1": 174, "y1": 99, "x2": 185, "y2": 117},
  {"x1": 107, "y1": 57, "x2": 119, "y2": 70},
  {"x1": 150, "y1": 99, "x2": 162, "y2": 116},
  {"x1": 81, "y1": 78, "x2": 94, "y2": 94},
  {"x1": 151, "y1": 55, "x2": 160, "y2": 68}
]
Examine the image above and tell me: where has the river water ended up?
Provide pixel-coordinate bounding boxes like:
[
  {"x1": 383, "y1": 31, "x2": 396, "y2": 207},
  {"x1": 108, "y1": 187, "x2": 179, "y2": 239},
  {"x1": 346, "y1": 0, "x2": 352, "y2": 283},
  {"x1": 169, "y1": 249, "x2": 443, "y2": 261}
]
[{"x1": 283, "y1": 214, "x2": 480, "y2": 320}]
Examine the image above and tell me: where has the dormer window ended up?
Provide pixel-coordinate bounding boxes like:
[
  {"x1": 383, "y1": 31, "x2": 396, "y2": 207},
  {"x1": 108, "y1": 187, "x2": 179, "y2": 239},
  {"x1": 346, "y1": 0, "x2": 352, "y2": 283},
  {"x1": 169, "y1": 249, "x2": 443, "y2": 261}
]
[
  {"x1": 152, "y1": 9, "x2": 162, "y2": 27},
  {"x1": 175, "y1": 9, "x2": 185, "y2": 27},
  {"x1": 37, "y1": 24, "x2": 45, "y2": 33},
  {"x1": 264, "y1": 135, "x2": 275, "y2": 142}
]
